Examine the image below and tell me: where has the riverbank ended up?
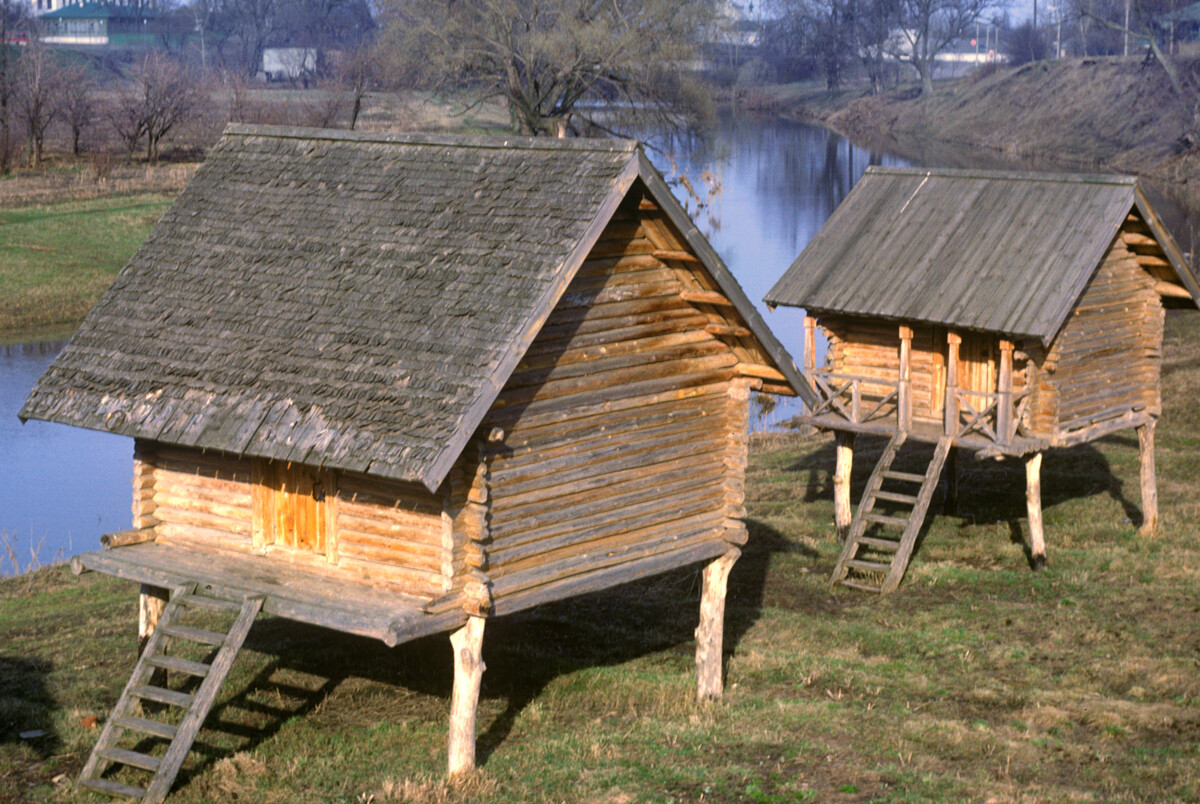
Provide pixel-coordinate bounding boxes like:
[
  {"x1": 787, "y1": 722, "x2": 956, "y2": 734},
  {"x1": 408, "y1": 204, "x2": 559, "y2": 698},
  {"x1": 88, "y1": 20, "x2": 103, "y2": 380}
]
[
  {"x1": 780, "y1": 56, "x2": 1200, "y2": 211},
  {"x1": 4, "y1": 309, "x2": 1200, "y2": 800},
  {"x1": 0, "y1": 194, "x2": 175, "y2": 336}
]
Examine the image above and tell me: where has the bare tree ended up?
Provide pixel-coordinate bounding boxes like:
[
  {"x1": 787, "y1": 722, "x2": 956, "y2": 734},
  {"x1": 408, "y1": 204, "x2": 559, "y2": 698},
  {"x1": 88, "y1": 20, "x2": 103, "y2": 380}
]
[
  {"x1": 0, "y1": 0, "x2": 25, "y2": 174},
  {"x1": 335, "y1": 44, "x2": 376, "y2": 130},
  {"x1": 891, "y1": 0, "x2": 998, "y2": 95},
  {"x1": 848, "y1": 0, "x2": 900, "y2": 94},
  {"x1": 111, "y1": 52, "x2": 205, "y2": 162},
  {"x1": 1088, "y1": 0, "x2": 1200, "y2": 145},
  {"x1": 14, "y1": 33, "x2": 66, "y2": 167},
  {"x1": 60, "y1": 64, "x2": 96, "y2": 155},
  {"x1": 377, "y1": 0, "x2": 715, "y2": 139}
]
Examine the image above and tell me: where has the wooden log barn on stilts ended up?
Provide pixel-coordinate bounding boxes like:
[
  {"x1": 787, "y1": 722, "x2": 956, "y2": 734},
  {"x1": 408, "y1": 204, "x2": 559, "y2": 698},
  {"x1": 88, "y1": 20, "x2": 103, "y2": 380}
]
[
  {"x1": 19, "y1": 125, "x2": 812, "y2": 802},
  {"x1": 764, "y1": 167, "x2": 1200, "y2": 594}
]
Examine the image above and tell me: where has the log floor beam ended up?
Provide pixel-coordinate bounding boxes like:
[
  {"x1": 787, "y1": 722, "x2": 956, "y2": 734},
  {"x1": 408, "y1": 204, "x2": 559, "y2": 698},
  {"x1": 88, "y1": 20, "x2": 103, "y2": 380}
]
[
  {"x1": 696, "y1": 547, "x2": 741, "y2": 702},
  {"x1": 834, "y1": 432, "x2": 855, "y2": 543},
  {"x1": 448, "y1": 616, "x2": 487, "y2": 777},
  {"x1": 1138, "y1": 419, "x2": 1158, "y2": 536},
  {"x1": 1025, "y1": 452, "x2": 1046, "y2": 571}
]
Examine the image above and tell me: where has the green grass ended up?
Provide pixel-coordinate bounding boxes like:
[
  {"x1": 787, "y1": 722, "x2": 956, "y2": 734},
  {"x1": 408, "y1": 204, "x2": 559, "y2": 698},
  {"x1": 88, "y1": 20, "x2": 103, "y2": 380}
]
[
  {"x1": 0, "y1": 194, "x2": 174, "y2": 336},
  {"x1": 3, "y1": 314, "x2": 1200, "y2": 802}
]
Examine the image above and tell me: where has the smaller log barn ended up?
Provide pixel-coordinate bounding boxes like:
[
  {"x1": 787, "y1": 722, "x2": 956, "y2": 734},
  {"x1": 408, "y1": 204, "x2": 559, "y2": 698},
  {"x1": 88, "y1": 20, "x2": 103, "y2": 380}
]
[
  {"x1": 20, "y1": 125, "x2": 810, "y2": 802},
  {"x1": 764, "y1": 167, "x2": 1200, "y2": 594}
]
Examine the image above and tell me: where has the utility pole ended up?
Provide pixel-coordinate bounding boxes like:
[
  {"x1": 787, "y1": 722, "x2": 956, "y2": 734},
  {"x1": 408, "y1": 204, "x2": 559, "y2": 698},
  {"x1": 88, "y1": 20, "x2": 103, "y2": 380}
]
[{"x1": 1124, "y1": 0, "x2": 1131, "y2": 56}]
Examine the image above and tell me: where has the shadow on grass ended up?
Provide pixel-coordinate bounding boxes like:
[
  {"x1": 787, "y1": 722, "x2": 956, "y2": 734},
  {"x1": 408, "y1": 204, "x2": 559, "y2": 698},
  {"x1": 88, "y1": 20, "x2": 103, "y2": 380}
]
[
  {"x1": 153, "y1": 525, "x2": 806, "y2": 778},
  {"x1": 783, "y1": 432, "x2": 1145, "y2": 571},
  {"x1": 0, "y1": 655, "x2": 59, "y2": 759}
]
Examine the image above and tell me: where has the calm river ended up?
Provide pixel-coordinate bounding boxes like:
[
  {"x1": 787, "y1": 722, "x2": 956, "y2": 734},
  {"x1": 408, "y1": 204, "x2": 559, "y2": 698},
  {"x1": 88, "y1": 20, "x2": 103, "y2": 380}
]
[{"x1": 17, "y1": 112, "x2": 1186, "y2": 571}]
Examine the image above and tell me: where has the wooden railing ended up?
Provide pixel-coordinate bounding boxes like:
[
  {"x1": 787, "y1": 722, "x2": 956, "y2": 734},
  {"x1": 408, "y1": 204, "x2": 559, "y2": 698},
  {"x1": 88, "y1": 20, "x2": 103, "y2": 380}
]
[
  {"x1": 808, "y1": 369, "x2": 903, "y2": 427},
  {"x1": 951, "y1": 388, "x2": 1032, "y2": 444}
]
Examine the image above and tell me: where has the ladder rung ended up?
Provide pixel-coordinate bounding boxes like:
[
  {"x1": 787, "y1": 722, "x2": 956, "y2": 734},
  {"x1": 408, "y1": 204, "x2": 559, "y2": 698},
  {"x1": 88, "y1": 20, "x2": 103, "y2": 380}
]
[
  {"x1": 160, "y1": 624, "x2": 227, "y2": 646},
  {"x1": 179, "y1": 593, "x2": 242, "y2": 611},
  {"x1": 146, "y1": 654, "x2": 211, "y2": 677},
  {"x1": 79, "y1": 777, "x2": 146, "y2": 799},
  {"x1": 857, "y1": 536, "x2": 900, "y2": 552},
  {"x1": 837, "y1": 578, "x2": 884, "y2": 593},
  {"x1": 865, "y1": 513, "x2": 910, "y2": 528},
  {"x1": 112, "y1": 715, "x2": 178, "y2": 740},
  {"x1": 882, "y1": 470, "x2": 925, "y2": 483},
  {"x1": 846, "y1": 558, "x2": 891, "y2": 573},
  {"x1": 131, "y1": 684, "x2": 195, "y2": 708},
  {"x1": 96, "y1": 746, "x2": 162, "y2": 772},
  {"x1": 874, "y1": 490, "x2": 918, "y2": 505}
]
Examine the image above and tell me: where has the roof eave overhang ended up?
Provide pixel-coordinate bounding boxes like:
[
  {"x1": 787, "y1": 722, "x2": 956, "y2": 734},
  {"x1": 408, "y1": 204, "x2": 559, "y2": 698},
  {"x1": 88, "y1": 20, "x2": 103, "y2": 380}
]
[
  {"x1": 634, "y1": 152, "x2": 818, "y2": 409},
  {"x1": 1133, "y1": 187, "x2": 1200, "y2": 308}
]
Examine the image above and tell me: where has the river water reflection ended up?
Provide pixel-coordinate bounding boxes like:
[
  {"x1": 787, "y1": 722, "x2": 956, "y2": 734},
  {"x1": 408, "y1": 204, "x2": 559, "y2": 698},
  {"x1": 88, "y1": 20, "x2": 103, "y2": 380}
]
[{"x1": 0, "y1": 116, "x2": 919, "y2": 569}]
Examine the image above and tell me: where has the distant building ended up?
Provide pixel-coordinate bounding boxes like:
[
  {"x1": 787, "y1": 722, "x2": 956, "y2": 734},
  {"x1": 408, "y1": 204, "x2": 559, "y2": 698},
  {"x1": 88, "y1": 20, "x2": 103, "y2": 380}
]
[{"x1": 39, "y1": 2, "x2": 155, "y2": 46}]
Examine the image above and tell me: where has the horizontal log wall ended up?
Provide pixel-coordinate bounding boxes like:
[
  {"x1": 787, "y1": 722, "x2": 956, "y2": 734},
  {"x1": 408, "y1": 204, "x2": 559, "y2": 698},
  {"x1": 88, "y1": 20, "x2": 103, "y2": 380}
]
[
  {"x1": 141, "y1": 441, "x2": 450, "y2": 598},
  {"x1": 480, "y1": 197, "x2": 743, "y2": 612},
  {"x1": 1046, "y1": 236, "x2": 1163, "y2": 436}
]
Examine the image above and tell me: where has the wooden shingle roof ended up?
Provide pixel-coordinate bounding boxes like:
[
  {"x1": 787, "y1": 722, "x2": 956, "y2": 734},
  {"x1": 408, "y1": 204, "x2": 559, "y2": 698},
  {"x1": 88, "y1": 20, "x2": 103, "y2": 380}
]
[
  {"x1": 21, "y1": 125, "x2": 805, "y2": 491},
  {"x1": 765, "y1": 167, "x2": 1199, "y2": 344}
]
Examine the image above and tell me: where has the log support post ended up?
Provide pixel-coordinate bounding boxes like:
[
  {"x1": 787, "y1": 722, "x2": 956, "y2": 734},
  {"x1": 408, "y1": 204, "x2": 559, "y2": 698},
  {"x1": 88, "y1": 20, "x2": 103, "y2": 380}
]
[
  {"x1": 803, "y1": 316, "x2": 817, "y2": 415},
  {"x1": 138, "y1": 584, "x2": 169, "y2": 655},
  {"x1": 898, "y1": 326, "x2": 913, "y2": 431},
  {"x1": 696, "y1": 547, "x2": 741, "y2": 702},
  {"x1": 834, "y1": 431, "x2": 856, "y2": 543},
  {"x1": 944, "y1": 332, "x2": 961, "y2": 436},
  {"x1": 1025, "y1": 451, "x2": 1046, "y2": 571},
  {"x1": 998, "y1": 339, "x2": 1015, "y2": 443},
  {"x1": 448, "y1": 616, "x2": 487, "y2": 777},
  {"x1": 1137, "y1": 418, "x2": 1158, "y2": 536}
]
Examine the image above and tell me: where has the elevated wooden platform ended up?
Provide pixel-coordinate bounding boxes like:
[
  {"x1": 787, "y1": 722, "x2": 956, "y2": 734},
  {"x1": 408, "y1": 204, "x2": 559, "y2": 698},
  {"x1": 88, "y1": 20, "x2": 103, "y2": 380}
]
[
  {"x1": 807, "y1": 413, "x2": 1050, "y2": 457},
  {"x1": 71, "y1": 543, "x2": 468, "y2": 647}
]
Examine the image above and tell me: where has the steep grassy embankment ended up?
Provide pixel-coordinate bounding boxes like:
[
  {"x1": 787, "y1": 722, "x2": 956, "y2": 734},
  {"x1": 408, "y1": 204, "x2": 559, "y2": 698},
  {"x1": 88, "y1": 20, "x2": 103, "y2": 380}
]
[{"x1": 793, "y1": 57, "x2": 1200, "y2": 207}]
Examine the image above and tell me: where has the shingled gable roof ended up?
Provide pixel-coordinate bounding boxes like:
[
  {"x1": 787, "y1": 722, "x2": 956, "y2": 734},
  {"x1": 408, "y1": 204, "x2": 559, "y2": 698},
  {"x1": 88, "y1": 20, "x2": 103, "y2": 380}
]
[
  {"x1": 764, "y1": 167, "x2": 1200, "y2": 345},
  {"x1": 21, "y1": 124, "x2": 807, "y2": 492}
]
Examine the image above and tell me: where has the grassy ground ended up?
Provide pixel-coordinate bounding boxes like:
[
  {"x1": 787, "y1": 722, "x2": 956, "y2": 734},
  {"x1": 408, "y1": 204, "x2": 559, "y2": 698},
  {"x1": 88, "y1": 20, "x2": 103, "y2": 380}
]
[
  {"x1": 2, "y1": 310, "x2": 1198, "y2": 803},
  {"x1": 0, "y1": 194, "x2": 174, "y2": 337}
]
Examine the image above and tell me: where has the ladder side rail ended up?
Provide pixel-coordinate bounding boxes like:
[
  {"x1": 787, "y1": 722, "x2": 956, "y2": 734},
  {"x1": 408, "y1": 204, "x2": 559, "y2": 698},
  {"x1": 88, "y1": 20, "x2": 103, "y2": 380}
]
[
  {"x1": 142, "y1": 595, "x2": 264, "y2": 804},
  {"x1": 78, "y1": 584, "x2": 194, "y2": 787}
]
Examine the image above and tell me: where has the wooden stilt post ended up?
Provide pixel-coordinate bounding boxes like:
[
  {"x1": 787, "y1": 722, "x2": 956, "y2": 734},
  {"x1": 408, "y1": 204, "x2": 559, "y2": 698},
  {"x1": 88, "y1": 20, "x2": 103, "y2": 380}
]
[
  {"x1": 696, "y1": 547, "x2": 741, "y2": 702},
  {"x1": 138, "y1": 584, "x2": 169, "y2": 655},
  {"x1": 1025, "y1": 452, "x2": 1046, "y2": 570},
  {"x1": 1137, "y1": 418, "x2": 1158, "y2": 536},
  {"x1": 803, "y1": 316, "x2": 817, "y2": 416},
  {"x1": 943, "y1": 447, "x2": 959, "y2": 515},
  {"x1": 998, "y1": 339, "x2": 1015, "y2": 444},
  {"x1": 448, "y1": 616, "x2": 486, "y2": 777},
  {"x1": 898, "y1": 326, "x2": 913, "y2": 431},
  {"x1": 945, "y1": 332, "x2": 961, "y2": 436},
  {"x1": 834, "y1": 431, "x2": 855, "y2": 543}
]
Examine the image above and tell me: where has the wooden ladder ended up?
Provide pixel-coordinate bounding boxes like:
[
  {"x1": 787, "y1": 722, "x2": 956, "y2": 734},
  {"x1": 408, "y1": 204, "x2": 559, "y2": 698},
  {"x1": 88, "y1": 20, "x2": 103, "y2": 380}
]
[
  {"x1": 831, "y1": 433, "x2": 952, "y2": 594},
  {"x1": 78, "y1": 585, "x2": 264, "y2": 803}
]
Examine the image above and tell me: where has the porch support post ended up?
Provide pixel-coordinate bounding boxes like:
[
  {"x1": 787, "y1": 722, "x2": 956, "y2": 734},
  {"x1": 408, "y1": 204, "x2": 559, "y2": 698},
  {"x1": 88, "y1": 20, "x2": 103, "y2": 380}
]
[
  {"x1": 998, "y1": 339, "x2": 1015, "y2": 443},
  {"x1": 448, "y1": 616, "x2": 487, "y2": 776},
  {"x1": 945, "y1": 332, "x2": 961, "y2": 435},
  {"x1": 1137, "y1": 418, "x2": 1158, "y2": 536},
  {"x1": 834, "y1": 431, "x2": 856, "y2": 542},
  {"x1": 138, "y1": 584, "x2": 169, "y2": 655},
  {"x1": 898, "y1": 325, "x2": 913, "y2": 431},
  {"x1": 696, "y1": 546, "x2": 741, "y2": 702},
  {"x1": 803, "y1": 316, "x2": 817, "y2": 376},
  {"x1": 1025, "y1": 451, "x2": 1046, "y2": 570}
]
